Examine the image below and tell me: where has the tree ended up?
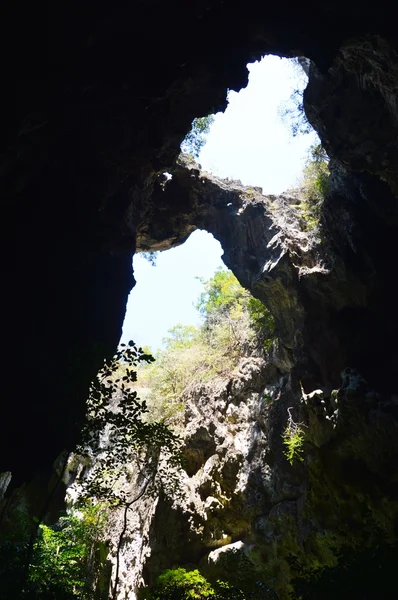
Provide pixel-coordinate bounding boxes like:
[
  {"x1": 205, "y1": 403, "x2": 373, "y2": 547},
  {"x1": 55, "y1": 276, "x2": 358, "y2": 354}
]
[
  {"x1": 75, "y1": 341, "x2": 182, "y2": 506},
  {"x1": 278, "y1": 58, "x2": 312, "y2": 138},
  {"x1": 163, "y1": 324, "x2": 199, "y2": 351},
  {"x1": 301, "y1": 143, "x2": 329, "y2": 202},
  {"x1": 0, "y1": 501, "x2": 110, "y2": 600},
  {"x1": 28, "y1": 502, "x2": 109, "y2": 600},
  {"x1": 197, "y1": 268, "x2": 274, "y2": 354},
  {"x1": 71, "y1": 342, "x2": 183, "y2": 600},
  {"x1": 196, "y1": 268, "x2": 250, "y2": 317},
  {"x1": 0, "y1": 342, "x2": 183, "y2": 600},
  {"x1": 135, "y1": 268, "x2": 275, "y2": 431},
  {"x1": 180, "y1": 115, "x2": 215, "y2": 158}
]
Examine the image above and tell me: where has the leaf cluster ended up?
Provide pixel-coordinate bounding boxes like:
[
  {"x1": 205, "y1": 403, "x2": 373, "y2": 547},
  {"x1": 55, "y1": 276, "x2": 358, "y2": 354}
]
[
  {"x1": 197, "y1": 268, "x2": 274, "y2": 351},
  {"x1": 282, "y1": 408, "x2": 306, "y2": 465},
  {"x1": 75, "y1": 341, "x2": 182, "y2": 506},
  {"x1": 296, "y1": 143, "x2": 330, "y2": 231},
  {"x1": 180, "y1": 115, "x2": 215, "y2": 158},
  {"x1": 144, "y1": 567, "x2": 275, "y2": 600},
  {"x1": 140, "y1": 251, "x2": 159, "y2": 266},
  {"x1": 135, "y1": 269, "x2": 274, "y2": 429},
  {"x1": 28, "y1": 503, "x2": 107, "y2": 599},
  {"x1": 0, "y1": 502, "x2": 109, "y2": 600}
]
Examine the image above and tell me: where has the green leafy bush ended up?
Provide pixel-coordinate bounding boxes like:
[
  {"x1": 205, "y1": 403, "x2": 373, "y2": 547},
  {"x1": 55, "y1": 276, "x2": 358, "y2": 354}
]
[
  {"x1": 297, "y1": 144, "x2": 330, "y2": 231},
  {"x1": 0, "y1": 502, "x2": 109, "y2": 600},
  {"x1": 147, "y1": 568, "x2": 215, "y2": 599},
  {"x1": 197, "y1": 268, "x2": 274, "y2": 356},
  {"x1": 28, "y1": 502, "x2": 109, "y2": 599},
  {"x1": 145, "y1": 566, "x2": 275, "y2": 600}
]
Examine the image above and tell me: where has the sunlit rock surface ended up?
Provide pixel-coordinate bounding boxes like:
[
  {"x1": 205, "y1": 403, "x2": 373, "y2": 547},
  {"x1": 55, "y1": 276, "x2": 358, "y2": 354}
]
[{"x1": 107, "y1": 161, "x2": 398, "y2": 598}]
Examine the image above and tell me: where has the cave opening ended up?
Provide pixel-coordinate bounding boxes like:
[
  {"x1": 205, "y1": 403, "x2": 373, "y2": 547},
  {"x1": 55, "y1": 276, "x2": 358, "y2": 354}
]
[
  {"x1": 3, "y1": 8, "x2": 398, "y2": 599},
  {"x1": 122, "y1": 55, "x2": 320, "y2": 353}
]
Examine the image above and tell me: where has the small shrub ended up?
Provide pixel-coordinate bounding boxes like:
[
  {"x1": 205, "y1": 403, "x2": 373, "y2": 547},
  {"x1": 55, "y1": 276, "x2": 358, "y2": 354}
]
[
  {"x1": 297, "y1": 144, "x2": 330, "y2": 231},
  {"x1": 145, "y1": 566, "x2": 275, "y2": 600},
  {"x1": 147, "y1": 568, "x2": 214, "y2": 599},
  {"x1": 282, "y1": 408, "x2": 306, "y2": 465}
]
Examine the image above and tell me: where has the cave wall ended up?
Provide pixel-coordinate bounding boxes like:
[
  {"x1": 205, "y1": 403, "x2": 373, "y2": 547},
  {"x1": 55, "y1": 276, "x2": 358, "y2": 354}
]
[
  {"x1": 142, "y1": 153, "x2": 398, "y2": 395},
  {"x1": 2, "y1": 0, "x2": 398, "y2": 493},
  {"x1": 109, "y1": 162, "x2": 398, "y2": 598}
]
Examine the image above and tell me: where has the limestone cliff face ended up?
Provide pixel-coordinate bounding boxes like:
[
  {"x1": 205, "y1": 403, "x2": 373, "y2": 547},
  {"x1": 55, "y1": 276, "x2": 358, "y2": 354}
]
[
  {"x1": 109, "y1": 353, "x2": 398, "y2": 598},
  {"x1": 106, "y1": 163, "x2": 398, "y2": 598},
  {"x1": 142, "y1": 153, "x2": 398, "y2": 393}
]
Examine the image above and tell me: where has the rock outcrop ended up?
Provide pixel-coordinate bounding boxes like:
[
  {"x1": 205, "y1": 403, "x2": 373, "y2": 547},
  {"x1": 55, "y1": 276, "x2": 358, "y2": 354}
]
[
  {"x1": 142, "y1": 153, "x2": 398, "y2": 394},
  {"x1": 103, "y1": 161, "x2": 398, "y2": 598},
  {"x1": 107, "y1": 352, "x2": 398, "y2": 598}
]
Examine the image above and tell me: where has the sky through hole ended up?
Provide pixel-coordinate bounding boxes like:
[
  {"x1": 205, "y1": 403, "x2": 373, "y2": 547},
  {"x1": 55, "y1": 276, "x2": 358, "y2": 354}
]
[{"x1": 121, "y1": 56, "x2": 318, "y2": 350}]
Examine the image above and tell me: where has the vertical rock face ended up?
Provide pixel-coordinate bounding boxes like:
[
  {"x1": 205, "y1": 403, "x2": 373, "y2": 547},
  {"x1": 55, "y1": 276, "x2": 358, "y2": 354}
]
[
  {"x1": 107, "y1": 160, "x2": 398, "y2": 598},
  {"x1": 141, "y1": 153, "x2": 398, "y2": 394},
  {"x1": 108, "y1": 349, "x2": 398, "y2": 598}
]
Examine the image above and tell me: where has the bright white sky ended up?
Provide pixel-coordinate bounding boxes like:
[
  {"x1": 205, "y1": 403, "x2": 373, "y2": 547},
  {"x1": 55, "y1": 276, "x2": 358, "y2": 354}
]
[{"x1": 121, "y1": 56, "x2": 318, "y2": 351}]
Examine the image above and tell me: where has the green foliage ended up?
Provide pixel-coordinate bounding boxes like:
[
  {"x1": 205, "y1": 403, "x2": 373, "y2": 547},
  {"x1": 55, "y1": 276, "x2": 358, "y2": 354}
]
[
  {"x1": 279, "y1": 87, "x2": 312, "y2": 137},
  {"x1": 1, "y1": 341, "x2": 184, "y2": 599},
  {"x1": 0, "y1": 508, "x2": 34, "y2": 599},
  {"x1": 198, "y1": 268, "x2": 274, "y2": 356},
  {"x1": 282, "y1": 408, "x2": 306, "y2": 465},
  {"x1": 0, "y1": 502, "x2": 109, "y2": 600},
  {"x1": 147, "y1": 568, "x2": 215, "y2": 599},
  {"x1": 283, "y1": 427, "x2": 305, "y2": 465},
  {"x1": 136, "y1": 327, "x2": 215, "y2": 428},
  {"x1": 181, "y1": 115, "x2": 215, "y2": 158},
  {"x1": 28, "y1": 502, "x2": 108, "y2": 599},
  {"x1": 75, "y1": 341, "x2": 183, "y2": 505},
  {"x1": 163, "y1": 324, "x2": 199, "y2": 350},
  {"x1": 301, "y1": 144, "x2": 330, "y2": 202},
  {"x1": 247, "y1": 297, "x2": 275, "y2": 337},
  {"x1": 196, "y1": 268, "x2": 249, "y2": 316},
  {"x1": 72, "y1": 341, "x2": 184, "y2": 600},
  {"x1": 297, "y1": 144, "x2": 330, "y2": 231},
  {"x1": 136, "y1": 269, "x2": 275, "y2": 429},
  {"x1": 145, "y1": 566, "x2": 275, "y2": 600},
  {"x1": 278, "y1": 59, "x2": 311, "y2": 138}
]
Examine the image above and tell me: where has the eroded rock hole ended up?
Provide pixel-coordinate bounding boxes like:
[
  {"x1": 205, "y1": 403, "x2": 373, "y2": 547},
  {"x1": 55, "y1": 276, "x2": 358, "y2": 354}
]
[{"x1": 6, "y1": 44, "x2": 398, "y2": 600}]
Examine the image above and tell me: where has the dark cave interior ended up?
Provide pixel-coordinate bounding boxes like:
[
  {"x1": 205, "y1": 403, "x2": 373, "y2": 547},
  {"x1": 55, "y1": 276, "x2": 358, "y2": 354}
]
[{"x1": 1, "y1": 0, "x2": 398, "y2": 514}]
